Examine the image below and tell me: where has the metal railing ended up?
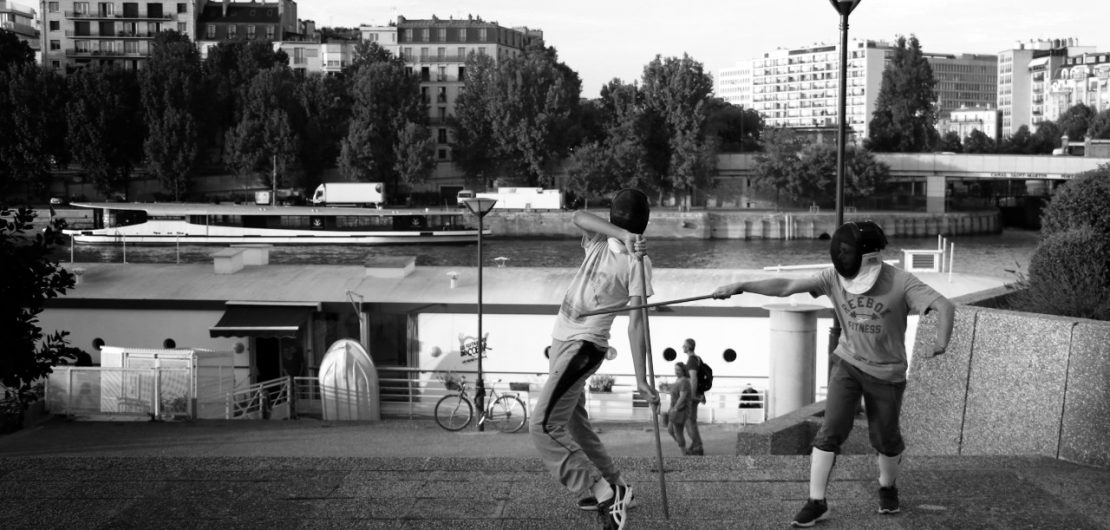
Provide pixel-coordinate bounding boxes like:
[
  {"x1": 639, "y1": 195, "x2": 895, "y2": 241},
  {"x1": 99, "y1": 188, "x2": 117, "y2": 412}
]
[
  {"x1": 225, "y1": 377, "x2": 291, "y2": 420},
  {"x1": 46, "y1": 366, "x2": 192, "y2": 420}
]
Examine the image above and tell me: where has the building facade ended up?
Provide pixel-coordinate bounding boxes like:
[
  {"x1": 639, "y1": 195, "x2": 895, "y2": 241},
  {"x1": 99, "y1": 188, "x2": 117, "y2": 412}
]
[
  {"x1": 1, "y1": 0, "x2": 39, "y2": 57},
  {"x1": 937, "y1": 105, "x2": 1001, "y2": 142},
  {"x1": 998, "y1": 38, "x2": 1095, "y2": 137},
  {"x1": 926, "y1": 53, "x2": 997, "y2": 118},
  {"x1": 1046, "y1": 51, "x2": 1110, "y2": 122},
  {"x1": 716, "y1": 59, "x2": 752, "y2": 107}
]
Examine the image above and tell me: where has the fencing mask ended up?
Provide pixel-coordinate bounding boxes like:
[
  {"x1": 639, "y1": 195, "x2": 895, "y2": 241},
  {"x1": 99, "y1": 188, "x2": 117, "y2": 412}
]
[
  {"x1": 830, "y1": 221, "x2": 888, "y2": 294},
  {"x1": 610, "y1": 189, "x2": 650, "y2": 235}
]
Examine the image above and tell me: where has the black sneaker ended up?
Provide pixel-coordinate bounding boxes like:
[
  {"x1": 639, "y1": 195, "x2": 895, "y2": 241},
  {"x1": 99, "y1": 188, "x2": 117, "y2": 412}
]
[
  {"x1": 596, "y1": 484, "x2": 631, "y2": 530},
  {"x1": 791, "y1": 498, "x2": 828, "y2": 527},
  {"x1": 878, "y1": 485, "x2": 900, "y2": 514}
]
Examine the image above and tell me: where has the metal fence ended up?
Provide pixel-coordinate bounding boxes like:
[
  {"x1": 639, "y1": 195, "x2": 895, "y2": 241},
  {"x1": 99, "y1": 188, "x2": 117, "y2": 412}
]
[{"x1": 47, "y1": 366, "x2": 193, "y2": 420}]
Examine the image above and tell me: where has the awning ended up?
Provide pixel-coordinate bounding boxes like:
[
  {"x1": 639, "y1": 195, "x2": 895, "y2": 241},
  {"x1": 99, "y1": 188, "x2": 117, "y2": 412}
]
[{"x1": 209, "y1": 302, "x2": 318, "y2": 338}]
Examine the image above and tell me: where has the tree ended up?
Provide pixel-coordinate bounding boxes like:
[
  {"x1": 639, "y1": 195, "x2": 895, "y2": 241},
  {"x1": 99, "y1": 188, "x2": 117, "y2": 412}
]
[
  {"x1": 224, "y1": 67, "x2": 299, "y2": 192},
  {"x1": 963, "y1": 129, "x2": 995, "y2": 154},
  {"x1": 338, "y1": 60, "x2": 431, "y2": 195},
  {"x1": 640, "y1": 54, "x2": 718, "y2": 204},
  {"x1": 0, "y1": 64, "x2": 69, "y2": 200},
  {"x1": 999, "y1": 125, "x2": 1035, "y2": 154},
  {"x1": 66, "y1": 68, "x2": 145, "y2": 198},
  {"x1": 565, "y1": 81, "x2": 651, "y2": 204},
  {"x1": 0, "y1": 208, "x2": 75, "y2": 400},
  {"x1": 752, "y1": 128, "x2": 806, "y2": 206},
  {"x1": 201, "y1": 40, "x2": 290, "y2": 164},
  {"x1": 1057, "y1": 103, "x2": 1095, "y2": 141},
  {"x1": 348, "y1": 40, "x2": 401, "y2": 72},
  {"x1": 292, "y1": 73, "x2": 350, "y2": 187},
  {"x1": 705, "y1": 98, "x2": 763, "y2": 152},
  {"x1": 936, "y1": 130, "x2": 962, "y2": 153},
  {"x1": 793, "y1": 143, "x2": 890, "y2": 207},
  {"x1": 866, "y1": 35, "x2": 938, "y2": 152},
  {"x1": 0, "y1": 29, "x2": 34, "y2": 70},
  {"x1": 1088, "y1": 109, "x2": 1110, "y2": 140},
  {"x1": 450, "y1": 53, "x2": 501, "y2": 187},
  {"x1": 1031, "y1": 120, "x2": 1062, "y2": 154},
  {"x1": 141, "y1": 31, "x2": 202, "y2": 201}
]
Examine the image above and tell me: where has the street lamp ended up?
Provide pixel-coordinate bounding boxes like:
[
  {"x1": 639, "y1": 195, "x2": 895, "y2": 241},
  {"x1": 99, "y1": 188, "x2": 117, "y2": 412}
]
[
  {"x1": 828, "y1": 0, "x2": 862, "y2": 362},
  {"x1": 462, "y1": 197, "x2": 497, "y2": 430}
]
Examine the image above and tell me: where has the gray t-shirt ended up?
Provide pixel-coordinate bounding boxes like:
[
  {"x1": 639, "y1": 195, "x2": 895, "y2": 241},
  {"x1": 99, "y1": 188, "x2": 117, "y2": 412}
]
[{"x1": 813, "y1": 264, "x2": 942, "y2": 382}]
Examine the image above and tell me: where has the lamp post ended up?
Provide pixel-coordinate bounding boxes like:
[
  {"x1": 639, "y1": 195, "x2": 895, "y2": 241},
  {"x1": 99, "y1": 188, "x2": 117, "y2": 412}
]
[
  {"x1": 828, "y1": 0, "x2": 862, "y2": 361},
  {"x1": 462, "y1": 197, "x2": 497, "y2": 430}
]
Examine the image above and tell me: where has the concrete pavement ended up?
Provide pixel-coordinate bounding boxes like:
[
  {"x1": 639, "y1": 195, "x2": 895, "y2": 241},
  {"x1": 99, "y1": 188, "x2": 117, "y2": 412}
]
[{"x1": 1, "y1": 418, "x2": 1108, "y2": 529}]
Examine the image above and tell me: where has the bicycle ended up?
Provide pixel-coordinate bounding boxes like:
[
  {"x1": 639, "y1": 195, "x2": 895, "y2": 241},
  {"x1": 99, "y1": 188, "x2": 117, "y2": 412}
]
[{"x1": 434, "y1": 377, "x2": 528, "y2": 433}]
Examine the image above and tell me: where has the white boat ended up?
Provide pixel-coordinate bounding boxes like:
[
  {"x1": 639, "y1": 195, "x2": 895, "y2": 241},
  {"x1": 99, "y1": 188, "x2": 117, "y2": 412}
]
[{"x1": 62, "y1": 202, "x2": 489, "y2": 245}]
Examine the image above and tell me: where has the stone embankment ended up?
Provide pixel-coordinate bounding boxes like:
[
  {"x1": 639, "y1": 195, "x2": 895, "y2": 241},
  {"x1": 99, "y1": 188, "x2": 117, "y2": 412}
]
[{"x1": 485, "y1": 209, "x2": 1001, "y2": 239}]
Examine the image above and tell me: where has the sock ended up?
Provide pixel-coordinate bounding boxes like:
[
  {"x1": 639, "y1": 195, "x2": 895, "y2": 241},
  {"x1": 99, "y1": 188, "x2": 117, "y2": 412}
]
[
  {"x1": 878, "y1": 453, "x2": 902, "y2": 488},
  {"x1": 809, "y1": 448, "x2": 836, "y2": 500},
  {"x1": 592, "y1": 477, "x2": 614, "y2": 503}
]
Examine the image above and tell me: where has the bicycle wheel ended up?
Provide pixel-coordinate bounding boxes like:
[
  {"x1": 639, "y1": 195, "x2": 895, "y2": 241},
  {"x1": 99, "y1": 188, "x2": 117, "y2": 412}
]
[
  {"x1": 489, "y1": 395, "x2": 528, "y2": 433},
  {"x1": 434, "y1": 394, "x2": 473, "y2": 431}
]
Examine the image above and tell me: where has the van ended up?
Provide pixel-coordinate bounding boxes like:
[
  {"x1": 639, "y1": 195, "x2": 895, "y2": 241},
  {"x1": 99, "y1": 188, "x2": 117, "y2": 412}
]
[{"x1": 456, "y1": 190, "x2": 474, "y2": 208}]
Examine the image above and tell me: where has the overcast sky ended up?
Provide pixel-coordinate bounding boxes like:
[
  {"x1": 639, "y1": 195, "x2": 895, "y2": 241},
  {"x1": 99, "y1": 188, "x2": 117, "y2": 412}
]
[{"x1": 297, "y1": 0, "x2": 1106, "y2": 98}]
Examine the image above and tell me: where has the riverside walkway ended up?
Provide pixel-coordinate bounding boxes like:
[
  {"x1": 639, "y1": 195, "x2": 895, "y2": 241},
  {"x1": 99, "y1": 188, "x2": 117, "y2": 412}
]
[{"x1": 1, "y1": 418, "x2": 1107, "y2": 529}]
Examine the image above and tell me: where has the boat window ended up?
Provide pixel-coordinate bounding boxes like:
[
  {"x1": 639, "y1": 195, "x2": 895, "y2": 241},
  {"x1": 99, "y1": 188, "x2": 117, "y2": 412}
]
[
  {"x1": 209, "y1": 215, "x2": 242, "y2": 227},
  {"x1": 115, "y1": 210, "x2": 147, "y2": 226},
  {"x1": 188, "y1": 215, "x2": 206, "y2": 225},
  {"x1": 336, "y1": 216, "x2": 392, "y2": 229},
  {"x1": 149, "y1": 215, "x2": 185, "y2": 221},
  {"x1": 279, "y1": 216, "x2": 311, "y2": 228},
  {"x1": 393, "y1": 215, "x2": 428, "y2": 230}
]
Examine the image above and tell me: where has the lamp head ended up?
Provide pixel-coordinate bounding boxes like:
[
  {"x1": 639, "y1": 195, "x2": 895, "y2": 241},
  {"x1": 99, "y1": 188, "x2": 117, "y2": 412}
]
[
  {"x1": 462, "y1": 197, "x2": 498, "y2": 217},
  {"x1": 829, "y1": 0, "x2": 862, "y2": 16}
]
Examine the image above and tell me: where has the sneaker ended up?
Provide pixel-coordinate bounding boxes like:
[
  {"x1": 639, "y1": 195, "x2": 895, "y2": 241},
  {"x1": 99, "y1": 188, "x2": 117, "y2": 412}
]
[
  {"x1": 579, "y1": 492, "x2": 637, "y2": 511},
  {"x1": 596, "y1": 484, "x2": 631, "y2": 530},
  {"x1": 791, "y1": 498, "x2": 828, "y2": 528},
  {"x1": 878, "y1": 486, "x2": 900, "y2": 514}
]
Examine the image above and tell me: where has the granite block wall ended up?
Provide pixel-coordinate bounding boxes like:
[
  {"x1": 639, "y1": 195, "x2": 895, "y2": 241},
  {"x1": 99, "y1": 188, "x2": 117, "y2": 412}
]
[{"x1": 903, "y1": 304, "x2": 1110, "y2": 468}]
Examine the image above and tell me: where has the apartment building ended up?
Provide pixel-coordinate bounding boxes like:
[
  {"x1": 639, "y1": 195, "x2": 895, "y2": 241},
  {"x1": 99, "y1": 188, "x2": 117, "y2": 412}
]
[
  {"x1": 937, "y1": 105, "x2": 1001, "y2": 142},
  {"x1": 39, "y1": 0, "x2": 198, "y2": 73},
  {"x1": 716, "y1": 59, "x2": 752, "y2": 107},
  {"x1": 998, "y1": 38, "x2": 1095, "y2": 136},
  {"x1": 194, "y1": 0, "x2": 301, "y2": 59},
  {"x1": 1, "y1": 0, "x2": 39, "y2": 57},
  {"x1": 1046, "y1": 51, "x2": 1110, "y2": 123},
  {"x1": 926, "y1": 53, "x2": 997, "y2": 118}
]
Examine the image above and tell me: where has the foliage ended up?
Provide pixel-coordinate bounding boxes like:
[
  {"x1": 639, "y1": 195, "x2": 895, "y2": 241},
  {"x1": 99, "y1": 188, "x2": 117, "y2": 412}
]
[
  {"x1": 1031, "y1": 120, "x2": 1062, "y2": 153},
  {"x1": 640, "y1": 54, "x2": 718, "y2": 202},
  {"x1": 1010, "y1": 227, "x2": 1110, "y2": 321},
  {"x1": 588, "y1": 374, "x2": 615, "y2": 392},
  {"x1": 338, "y1": 60, "x2": 430, "y2": 194},
  {"x1": 1040, "y1": 165, "x2": 1110, "y2": 238},
  {"x1": 450, "y1": 53, "x2": 501, "y2": 187},
  {"x1": 936, "y1": 131, "x2": 962, "y2": 153},
  {"x1": 751, "y1": 128, "x2": 806, "y2": 205},
  {"x1": 565, "y1": 83, "x2": 651, "y2": 204},
  {"x1": 1086, "y1": 109, "x2": 1110, "y2": 140},
  {"x1": 0, "y1": 64, "x2": 69, "y2": 199},
  {"x1": 223, "y1": 67, "x2": 300, "y2": 189},
  {"x1": 963, "y1": 129, "x2": 995, "y2": 154},
  {"x1": 292, "y1": 73, "x2": 350, "y2": 185},
  {"x1": 998, "y1": 125, "x2": 1035, "y2": 154},
  {"x1": 705, "y1": 98, "x2": 763, "y2": 152},
  {"x1": 348, "y1": 40, "x2": 402, "y2": 72},
  {"x1": 141, "y1": 31, "x2": 203, "y2": 201},
  {"x1": 66, "y1": 67, "x2": 145, "y2": 197},
  {"x1": 0, "y1": 208, "x2": 76, "y2": 397},
  {"x1": 866, "y1": 35, "x2": 938, "y2": 153},
  {"x1": 0, "y1": 29, "x2": 34, "y2": 70},
  {"x1": 201, "y1": 40, "x2": 290, "y2": 162},
  {"x1": 752, "y1": 130, "x2": 889, "y2": 208},
  {"x1": 1056, "y1": 103, "x2": 1095, "y2": 141}
]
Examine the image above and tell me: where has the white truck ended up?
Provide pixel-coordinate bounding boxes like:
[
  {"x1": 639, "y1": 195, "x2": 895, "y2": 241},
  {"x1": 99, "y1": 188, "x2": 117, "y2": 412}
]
[
  {"x1": 475, "y1": 187, "x2": 562, "y2": 210},
  {"x1": 311, "y1": 182, "x2": 385, "y2": 207}
]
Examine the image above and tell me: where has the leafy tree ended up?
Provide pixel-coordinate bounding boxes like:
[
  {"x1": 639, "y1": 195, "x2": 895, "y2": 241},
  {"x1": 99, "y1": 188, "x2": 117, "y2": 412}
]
[
  {"x1": 793, "y1": 143, "x2": 890, "y2": 207},
  {"x1": 450, "y1": 53, "x2": 501, "y2": 187},
  {"x1": 1040, "y1": 165, "x2": 1110, "y2": 238},
  {"x1": 0, "y1": 207, "x2": 75, "y2": 399},
  {"x1": 999, "y1": 125, "x2": 1035, "y2": 154},
  {"x1": 565, "y1": 81, "x2": 651, "y2": 203},
  {"x1": 224, "y1": 67, "x2": 300, "y2": 192},
  {"x1": 338, "y1": 60, "x2": 431, "y2": 195},
  {"x1": 963, "y1": 129, "x2": 995, "y2": 154},
  {"x1": 348, "y1": 40, "x2": 401, "y2": 72},
  {"x1": 0, "y1": 64, "x2": 69, "y2": 200},
  {"x1": 1056, "y1": 103, "x2": 1095, "y2": 141},
  {"x1": 292, "y1": 73, "x2": 349, "y2": 186},
  {"x1": 1031, "y1": 120, "x2": 1062, "y2": 154},
  {"x1": 640, "y1": 54, "x2": 718, "y2": 204},
  {"x1": 1088, "y1": 109, "x2": 1110, "y2": 140},
  {"x1": 0, "y1": 29, "x2": 34, "y2": 70},
  {"x1": 141, "y1": 31, "x2": 202, "y2": 201},
  {"x1": 936, "y1": 130, "x2": 962, "y2": 152},
  {"x1": 752, "y1": 128, "x2": 806, "y2": 206},
  {"x1": 705, "y1": 98, "x2": 763, "y2": 152},
  {"x1": 201, "y1": 40, "x2": 290, "y2": 163},
  {"x1": 66, "y1": 68, "x2": 145, "y2": 198},
  {"x1": 866, "y1": 35, "x2": 938, "y2": 152}
]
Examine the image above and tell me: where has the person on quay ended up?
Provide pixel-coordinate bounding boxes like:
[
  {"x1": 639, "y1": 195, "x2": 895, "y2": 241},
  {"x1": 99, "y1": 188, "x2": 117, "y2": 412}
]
[
  {"x1": 529, "y1": 189, "x2": 659, "y2": 530},
  {"x1": 711, "y1": 220, "x2": 955, "y2": 527},
  {"x1": 681, "y1": 338, "x2": 706, "y2": 455},
  {"x1": 665, "y1": 362, "x2": 692, "y2": 453}
]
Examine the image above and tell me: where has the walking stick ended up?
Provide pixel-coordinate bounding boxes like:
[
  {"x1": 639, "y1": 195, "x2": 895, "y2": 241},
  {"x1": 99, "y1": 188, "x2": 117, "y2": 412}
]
[
  {"x1": 639, "y1": 257, "x2": 670, "y2": 519},
  {"x1": 578, "y1": 293, "x2": 717, "y2": 318}
]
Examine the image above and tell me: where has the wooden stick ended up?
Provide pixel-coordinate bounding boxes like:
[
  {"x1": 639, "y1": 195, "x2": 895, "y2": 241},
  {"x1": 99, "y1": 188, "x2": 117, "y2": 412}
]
[
  {"x1": 577, "y1": 293, "x2": 716, "y2": 318},
  {"x1": 639, "y1": 258, "x2": 670, "y2": 519}
]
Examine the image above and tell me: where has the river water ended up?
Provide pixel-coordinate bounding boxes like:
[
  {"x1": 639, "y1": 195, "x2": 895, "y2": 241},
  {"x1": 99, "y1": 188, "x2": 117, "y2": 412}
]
[{"x1": 59, "y1": 229, "x2": 1041, "y2": 280}]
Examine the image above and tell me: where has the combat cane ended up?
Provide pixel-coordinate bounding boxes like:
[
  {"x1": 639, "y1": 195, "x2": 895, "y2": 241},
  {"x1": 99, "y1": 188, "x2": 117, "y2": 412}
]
[{"x1": 639, "y1": 257, "x2": 670, "y2": 519}]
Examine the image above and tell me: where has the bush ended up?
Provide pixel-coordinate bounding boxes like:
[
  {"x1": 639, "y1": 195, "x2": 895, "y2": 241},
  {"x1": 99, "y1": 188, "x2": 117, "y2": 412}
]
[
  {"x1": 1010, "y1": 227, "x2": 1110, "y2": 321},
  {"x1": 1040, "y1": 166, "x2": 1110, "y2": 238}
]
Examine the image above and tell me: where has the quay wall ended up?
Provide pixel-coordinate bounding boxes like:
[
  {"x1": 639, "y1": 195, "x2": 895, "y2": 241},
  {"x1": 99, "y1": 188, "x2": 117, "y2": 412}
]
[{"x1": 484, "y1": 210, "x2": 1001, "y2": 239}]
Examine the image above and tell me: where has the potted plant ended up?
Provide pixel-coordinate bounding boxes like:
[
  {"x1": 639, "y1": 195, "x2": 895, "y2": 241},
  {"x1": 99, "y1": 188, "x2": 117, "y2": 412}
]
[{"x1": 588, "y1": 374, "x2": 614, "y2": 393}]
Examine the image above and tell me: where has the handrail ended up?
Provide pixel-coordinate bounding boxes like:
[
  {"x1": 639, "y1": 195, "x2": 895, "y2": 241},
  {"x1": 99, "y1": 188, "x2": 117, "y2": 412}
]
[{"x1": 225, "y1": 377, "x2": 290, "y2": 420}]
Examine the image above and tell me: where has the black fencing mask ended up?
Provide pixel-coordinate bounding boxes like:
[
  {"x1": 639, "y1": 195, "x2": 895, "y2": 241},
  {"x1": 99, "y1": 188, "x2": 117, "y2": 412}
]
[
  {"x1": 610, "y1": 189, "x2": 650, "y2": 235},
  {"x1": 830, "y1": 221, "x2": 888, "y2": 291}
]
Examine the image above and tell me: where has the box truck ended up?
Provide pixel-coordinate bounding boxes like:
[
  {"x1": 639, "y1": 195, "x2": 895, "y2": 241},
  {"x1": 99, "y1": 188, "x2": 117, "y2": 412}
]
[
  {"x1": 311, "y1": 183, "x2": 385, "y2": 207},
  {"x1": 475, "y1": 187, "x2": 562, "y2": 210}
]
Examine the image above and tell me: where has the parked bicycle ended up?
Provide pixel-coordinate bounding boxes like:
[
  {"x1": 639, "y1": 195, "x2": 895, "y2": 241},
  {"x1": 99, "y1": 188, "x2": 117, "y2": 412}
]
[{"x1": 434, "y1": 376, "x2": 528, "y2": 433}]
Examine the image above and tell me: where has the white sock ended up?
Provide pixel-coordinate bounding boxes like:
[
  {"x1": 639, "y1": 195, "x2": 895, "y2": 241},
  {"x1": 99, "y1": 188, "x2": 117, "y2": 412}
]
[
  {"x1": 592, "y1": 477, "x2": 614, "y2": 502},
  {"x1": 809, "y1": 448, "x2": 836, "y2": 500},
  {"x1": 878, "y1": 453, "x2": 902, "y2": 488}
]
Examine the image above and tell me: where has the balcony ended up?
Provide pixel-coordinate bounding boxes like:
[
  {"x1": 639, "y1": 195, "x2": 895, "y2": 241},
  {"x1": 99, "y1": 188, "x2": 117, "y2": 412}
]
[
  {"x1": 65, "y1": 48, "x2": 148, "y2": 58},
  {"x1": 410, "y1": 54, "x2": 468, "y2": 64},
  {"x1": 1, "y1": 20, "x2": 37, "y2": 36},
  {"x1": 64, "y1": 11, "x2": 174, "y2": 21},
  {"x1": 66, "y1": 30, "x2": 155, "y2": 38}
]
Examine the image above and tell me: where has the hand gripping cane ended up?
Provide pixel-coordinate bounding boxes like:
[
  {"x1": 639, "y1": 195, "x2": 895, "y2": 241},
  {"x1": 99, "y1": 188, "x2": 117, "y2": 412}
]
[{"x1": 638, "y1": 256, "x2": 670, "y2": 519}]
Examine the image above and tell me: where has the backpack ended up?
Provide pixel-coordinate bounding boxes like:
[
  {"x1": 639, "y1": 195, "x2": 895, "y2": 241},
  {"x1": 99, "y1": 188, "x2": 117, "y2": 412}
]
[{"x1": 694, "y1": 357, "x2": 713, "y2": 394}]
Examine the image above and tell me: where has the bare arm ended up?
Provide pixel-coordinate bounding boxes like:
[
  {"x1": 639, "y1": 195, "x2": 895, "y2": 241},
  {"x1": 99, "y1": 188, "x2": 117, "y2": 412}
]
[
  {"x1": 573, "y1": 210, "x2": 642, "y2": 256},
  {"x1": 712, "y1": 275, "x2": 822, "y2": 299},
  {"x1": 627, "y1": 296, "x2": 659, "y2": 404},
  {"x1": 928, "y1": 296, "x2": 956, "y2": 357}
]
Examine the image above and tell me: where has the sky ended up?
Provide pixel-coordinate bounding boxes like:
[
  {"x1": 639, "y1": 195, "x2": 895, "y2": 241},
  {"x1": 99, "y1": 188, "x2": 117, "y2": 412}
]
[{"x1": 297, "y1": 0, "x2": 1107, "y2": 99}]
